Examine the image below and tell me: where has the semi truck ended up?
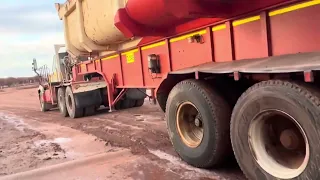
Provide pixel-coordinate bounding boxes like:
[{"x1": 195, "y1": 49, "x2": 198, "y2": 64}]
[{"x1": 33, "y1": 0, "x2": 320, "y2": 179}]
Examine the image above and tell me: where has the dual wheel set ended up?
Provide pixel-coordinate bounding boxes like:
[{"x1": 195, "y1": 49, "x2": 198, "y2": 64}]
[
  {"x1": 166, "y1": 79, "x2": 320, "y2": 180},
  {"x1": 55, "y1": 86, "x2": 92, "y2": 118},
  {"x1": 56, "y1": 87, "x2": 144, "y2": 118}
]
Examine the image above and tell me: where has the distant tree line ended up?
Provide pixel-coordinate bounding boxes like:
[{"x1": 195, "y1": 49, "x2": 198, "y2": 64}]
[{"x1": 0, "y1": 76, "x2": 39, "y2": 87}]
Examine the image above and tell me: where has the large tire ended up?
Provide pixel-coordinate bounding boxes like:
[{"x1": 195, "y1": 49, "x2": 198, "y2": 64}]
[
  {"x1": 115, "y1": 98, "x2": 135, "y2": 110},
  {"x1": 57, "y1": 87, "x2": 68, "y2": 117},
  {"x1": 134, "y1": 99, "x2": 144, "y2": 107},
  {"x1": 114, "y1": 98, "x2": 142, "y2": 110},
  {"x1": 84, "y1": 106, "x2": 96, "y2": 116},
  {"x1": 121, "y1": 99, "x2": 135, "y2": 109},
  {"x1": 114, "y1": 100, "x2": 123, "y2": 110},
  {"x1": 39, "y1": 97, "x2": 51, "y2": 112},
  {"x1": 166, "y1": 79, "x2": 231, "y2": 168},
  {"x1": 65, "y1": 86, "x2": 83, "y2": 119},
  {"x1": 231, "y1": 80, "x2": 320, "y2": 180}
]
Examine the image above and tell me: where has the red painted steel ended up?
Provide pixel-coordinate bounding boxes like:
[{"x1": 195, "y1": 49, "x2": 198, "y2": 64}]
[
  {"x1": 116, "y1": 0, "x2": 227, "y2": 37},
  {"x1": 212, "y1": 23, "x2": 233, "y2": 62},
  {"x1": 87, "y1": 63, "x2": 95, "y2": 72},
  {"x1": 141, "y1": 43, "x2": 171, "y2": 87},
  {"x1": 304, "y1": 71, "x2": 314, "y2": 82},
  {"x1": 101, "y1": 57, "x2": 124, "y2": 86},
  {"x1": 170, "y1": 29, "x2": 213, "y2": 71},
  {"x1": 260, "y1": 12, "x2": 272, "y2": 57},
  {"x1": 120, "y1": 50, "x2": 144, "y2": 86},
  {"x1": 116, "y1": 0, "x2": 289, "y2": 38},
  {"x1": 234, "y1": 20, "x2": 264, "y2": 60},
  {"x1": 111, "y1": 89, "x2": 127, "y2": 106},
  {"x1": 270, "y1": 4, "x2": 320, "y2": 56}
]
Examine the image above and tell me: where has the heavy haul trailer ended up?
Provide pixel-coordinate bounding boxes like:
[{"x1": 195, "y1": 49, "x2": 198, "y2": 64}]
[{"x1": 36, "y1": 0, "x2": 320, "y2": 179}]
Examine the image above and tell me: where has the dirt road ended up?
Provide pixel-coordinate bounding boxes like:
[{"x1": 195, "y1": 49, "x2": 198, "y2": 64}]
[{"x1": 0, "y1": 87, "x2": 244, "y2": 180}]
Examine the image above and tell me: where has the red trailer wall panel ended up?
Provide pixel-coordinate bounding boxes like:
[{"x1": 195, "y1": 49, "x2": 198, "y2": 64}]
[
  {"x1": 120, "y1": 49, "x2": 144, "y2": 86},
  {"x1": 169, "y1": 28, "x2": 213, "y2": 71},
  {"x1": 233, "y1": 16, "x2": 265, "y2": 60},
  {"x1": 141, "y1": 41, "x2": 171, "y2": 87},
  {"x1": 80, "y1": 64, "x2": 86, "y2": 73},
  {"x1": 270, "y1": 4, "x2": 320, "y2": 56},
  {"x1": 212, "y1": 24, "x2": 233, "y2": 62},
  {"x1": 101, "y1": 55, "x2": 124, "y2": 86},
  {"x1": 87, "y1": 63, "x2": 95, "y2": 72}
]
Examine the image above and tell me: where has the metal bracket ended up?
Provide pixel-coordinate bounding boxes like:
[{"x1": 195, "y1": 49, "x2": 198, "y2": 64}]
[
  {"x1": 233, "y1": 71, "x2": 241, "y2": 81},
  {"x1": 304, "y1": 70, "x2": 314, "y2": 82},
  {"x1": 109, "y1": 88, "x2": 127, "y2": 112}
]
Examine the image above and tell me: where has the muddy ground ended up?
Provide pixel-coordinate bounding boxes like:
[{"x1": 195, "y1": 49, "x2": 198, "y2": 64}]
[{"x1": 0, "y1": 87, "x2": 245, "y2": 180}]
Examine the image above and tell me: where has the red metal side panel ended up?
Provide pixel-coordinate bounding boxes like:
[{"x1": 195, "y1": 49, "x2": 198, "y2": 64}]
[
  {"x1": 80, "y1": 64, "x2": 87, "y2": 73},
  {"x1": 101, "y1": 55, "x2": 124, "y2": 86},
  {"x1": 72, "y1": 66, "x2": 81, "y2": 82},
  {"x1": 169, "y1": 29, "x2": 213, "y2": 71},
  {"x1": 120, "y1": 49, "x2": 144, "y2": 86},
  {"x1": 212, "y1": 24, "x2": 233, "y2": 62},
  {"x1": 141, "y1": 41, "x2": 171, "y2": 87},
  {"x1": 270, "y1": 3, "x2": 320, "y2": 56},
  {"x1": 87, "y1": 63, "x2": 95, "y2": 72},
  {"x1": 233, "y1": 16, "x2": 265, "y2": 60},
  {"x1": 95, "y1": 60, "x2": 101, "y2": 72}
]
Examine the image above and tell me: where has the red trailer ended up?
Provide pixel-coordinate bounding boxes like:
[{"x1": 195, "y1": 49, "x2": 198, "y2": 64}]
[{"x1": 34, "y1": 0, "x2": 320, "y2": 179}]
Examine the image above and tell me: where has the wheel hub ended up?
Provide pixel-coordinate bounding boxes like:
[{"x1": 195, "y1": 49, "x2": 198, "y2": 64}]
[
  {"x1": 280, "y1": 129, "x2": 300, "y2": 150},
  {"x1": 194, "y1": 117, "x2": 202, "y2": 127},
  {"x1": 176, "y1": 102, "x2": 204, "y2": 148},
  {"x1": 248, "y1": 110, "x2": 309, "y2": 179}
]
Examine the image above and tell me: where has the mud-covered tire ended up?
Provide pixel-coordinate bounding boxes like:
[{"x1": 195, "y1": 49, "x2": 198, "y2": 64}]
[
  {"x1": 114, "y1": 100, "x2": 122, "y2": 110},
  {"x1": 166, "y1": 79, "x2": 231, "y2": 168},
  {"x1": 84, "y1": 106, "x2": 96, "y2": 116},
  {"x1": 65, "y1": 86, "x2": 83, "y2": 119},
  {"x1": 95, "y1": 105, "x2": 100, "y2": 111},
  {"x1": 121, "y1": 99, "x2": 135, "y2": 109},
  {"x1": 115, "y1": 99, "x2": 140, "y2": 110},
  {"x1": 40, "y1": 97, "x2": 51, "y2": 112},
  {"x1": 231, "y1": 80, "x2": 320, "y2": 180},
  {"x1": 134, "y1": 99, "x2": 144, "y2": 107},
  {"x1": 57, "y1": 87, "x2": 68, "y2": 117}
]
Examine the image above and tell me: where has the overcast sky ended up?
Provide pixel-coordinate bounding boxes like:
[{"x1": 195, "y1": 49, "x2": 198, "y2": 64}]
[{"x1": 0, "y1": 0, "x2": 66, "y2": 78}]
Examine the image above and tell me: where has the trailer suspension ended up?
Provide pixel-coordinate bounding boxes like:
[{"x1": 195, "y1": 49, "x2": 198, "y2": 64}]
[{"x1": 109, "y1": 88, "x2": 128, "y2": 112}]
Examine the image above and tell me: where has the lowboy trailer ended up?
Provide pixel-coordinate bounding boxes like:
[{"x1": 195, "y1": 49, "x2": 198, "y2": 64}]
[{"x1": 34, "y1": 0, "x2": 320, "y2": 179}]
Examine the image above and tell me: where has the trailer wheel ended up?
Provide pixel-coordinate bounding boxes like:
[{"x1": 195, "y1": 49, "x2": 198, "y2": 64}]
[
  {"x1": 39, "y1": 97, "x2": 51, "y2": 112},
  {"x1": 57, "y1": 87, "x2": 68, "y2": 117},
  {"x1": 121, "y1": 99, "x2": 135, "y2": 109},
  {"x1": 65, "y1": 86, "x2": 83, "y2": 118},
  {"x1": 134, "y1": 99, "x2": 144, "y2": 107},
  {"x1": 231, "y1": 80, "x2": 320, "y2": 180},
  {"x1": 114, "y1": 100, "x2": 122, "y2": 110},
  {"x1": 95, "y1": 105, "x2": 100, "y2": 111},
  {"x1": 84, "y1": 106, "x2": 96, "y2": 116},
  {"x1": 166, "y1": 79, "x2": 231, "y2": 168}
]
